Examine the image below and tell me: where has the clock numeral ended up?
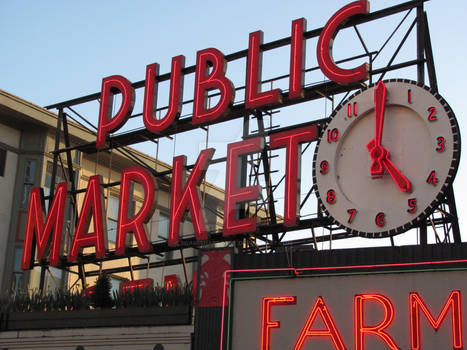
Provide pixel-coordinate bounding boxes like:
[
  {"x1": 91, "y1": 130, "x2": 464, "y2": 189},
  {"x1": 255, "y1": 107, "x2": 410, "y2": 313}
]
[
  {"x1": 407, "y1": 198, "x2": 417, "y2": 213},
  {"x1": 347, "y1": 102, "x2": 357, "y2": 117},
  {"x1": 327, "y1": 128, "x2": 339, "y2": 143},
  {"x1": 436, "y1": 137, "x2": 445, "y2": 152},
  {"x1": 326, "y1": 189, "x2": 336, "y2": 204},
  {"x1": 320, "y1": 160, "x2": 329, "y2": 174},
  {"x1": 408, "y1": 89, "x2": 412, "y2": 104},
  {"x1": 427, "y1": 107, "x2": 437, "y2": 121},
  {"x1": 347, "y1": 209, "x2": 357, "y2": 223},
  {"x1": 426, "y1": 170, "x2": 439, "y2": 186},
  {"x1": 375, "y1": 212, "x2": 385, "y2": 227}
]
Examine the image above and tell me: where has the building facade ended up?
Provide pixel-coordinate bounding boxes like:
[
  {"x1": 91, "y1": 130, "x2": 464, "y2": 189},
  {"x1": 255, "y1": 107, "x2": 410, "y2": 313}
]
[{"x1": 0, "y1": 89, "x2": 225, "y2": 295}]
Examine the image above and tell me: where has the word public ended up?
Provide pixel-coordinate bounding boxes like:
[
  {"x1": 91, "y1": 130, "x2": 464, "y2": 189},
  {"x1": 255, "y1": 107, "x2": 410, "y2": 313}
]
[{"x1": 22, "y1": 1, "x2": 369, "y2": 269}]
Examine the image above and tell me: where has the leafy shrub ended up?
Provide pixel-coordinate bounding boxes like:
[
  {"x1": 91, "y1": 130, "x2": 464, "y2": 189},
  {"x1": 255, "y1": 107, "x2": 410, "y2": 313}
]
[
  {"x1": 91, "y1": 273, "x2": 113, "y2": 309},
  {"x1": 0, "y1": 282, "x2": 192, "y2": 313},
  {"x1": 0, "y1": 289, "x2": 91, "y2": 313}
]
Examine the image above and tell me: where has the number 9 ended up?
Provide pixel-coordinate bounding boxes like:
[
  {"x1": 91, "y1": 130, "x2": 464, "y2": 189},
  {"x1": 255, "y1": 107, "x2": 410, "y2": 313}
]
[{"x1": 320, "y1": 160, "x2": 329, "y2": 174}]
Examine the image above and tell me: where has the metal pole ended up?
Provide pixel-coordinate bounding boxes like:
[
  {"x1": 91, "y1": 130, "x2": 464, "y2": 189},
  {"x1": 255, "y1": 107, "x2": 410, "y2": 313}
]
[
  {"x1": 239, "y1": 115, "x2": 250, "y2": 248},
  {"x1": 416, "y1": 4, "x2": 425, "y2": 84},
  {"x1": 423, "y1": 11, "x2": 438, "y2": 92},
  {"x1": 39, "y1": 108, "x2": 63, "y2": 294},
  {"x1": 255, "y1": 111, "x2": 279, "y2": 246},
  {"x1": 446, "y1": 185, "x2": 462, "y2": 244}
]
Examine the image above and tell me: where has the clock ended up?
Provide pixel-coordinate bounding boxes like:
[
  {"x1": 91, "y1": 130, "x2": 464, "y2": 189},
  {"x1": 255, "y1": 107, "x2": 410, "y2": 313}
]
[{"x1": 312, "y1": 79, "x2": 461, "y2": 238}]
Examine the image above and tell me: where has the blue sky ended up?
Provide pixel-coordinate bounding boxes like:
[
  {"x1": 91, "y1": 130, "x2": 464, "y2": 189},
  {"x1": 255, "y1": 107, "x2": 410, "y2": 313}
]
[{"x1": 1, "y1": 0, "x2": 466, "y2": 246}]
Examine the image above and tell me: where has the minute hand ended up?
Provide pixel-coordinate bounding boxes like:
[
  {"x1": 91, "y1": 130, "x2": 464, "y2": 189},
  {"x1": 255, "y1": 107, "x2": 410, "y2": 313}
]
[{"x1": 367, "y1": 81, "x2": 387, "y2": 176}]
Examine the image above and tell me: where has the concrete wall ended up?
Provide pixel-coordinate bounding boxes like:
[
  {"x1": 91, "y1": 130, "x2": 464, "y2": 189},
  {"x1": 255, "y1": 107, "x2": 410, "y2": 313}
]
[
  {"x1": 0, "y1": 325, "x2": 193, "y2": 349},
  {"x1": 0, "y1": 122, "x2": 21, "y2": 286}
]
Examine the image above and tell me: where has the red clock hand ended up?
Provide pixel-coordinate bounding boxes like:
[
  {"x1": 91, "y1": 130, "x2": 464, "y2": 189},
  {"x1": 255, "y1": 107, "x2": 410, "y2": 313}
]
[
  {"x1": 381, "y1": 156, "x2": 412, "y2": 193},
  {"x1": 367, "y1": 81, "x2": 387, "y2": 176}
]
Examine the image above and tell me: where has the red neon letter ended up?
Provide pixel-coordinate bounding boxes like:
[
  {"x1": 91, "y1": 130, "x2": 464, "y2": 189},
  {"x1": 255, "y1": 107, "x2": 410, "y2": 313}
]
[
  {"x1": 193, "y1": 48, "x2": 235, "y2": 125},
  {"x1": 115, "y1": 167, "x2": 155, "y2": 255},
  {"x1": 294, "y1": 296, "x2": 346, "y2": 350},
  {"x1": 261, "y1": 296, "x2": 296, "y2": 350},
  {"x1": 245, "y1": 31, "x2": 282, "y2": 109},
  {"x1": 354, "y1": 293, "x2": 398, "y2": 350},
  {"x1": 269, "y1": 125, "x2": 318, "y2": 226},
  {"x1": 143, "y1": 55, "x2": 185, "y2": 133},
  {"x1": 223, "y1": 138, "x2": 263, "y2": 236},
  {"x1": 410, "y1": 291, "x2": 463, "y2": 350},
  {"x1": 21, "y1": 182, "x2": 67, "y2": 269},
  {"x1": 68, "y1": 175, "x2": 106, "y2": 262},
  {"x1": 289, "y1": 18, "x2": 307, "y2": 100},
  {"x1": 169, "y1": 148, "x2": 215, "y2": 246},
  {"x1": 97, "y1": 75, "x2": 135, "y2": 148},
  {"x1": 317, "y1": 0, "x2": 369, "y2": 84}
]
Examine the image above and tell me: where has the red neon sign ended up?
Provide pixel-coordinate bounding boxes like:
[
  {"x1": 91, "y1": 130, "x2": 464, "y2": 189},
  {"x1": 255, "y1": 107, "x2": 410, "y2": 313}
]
[
  {"x1": 24, "y1": 1, "x2": 379, "y2": 267},
  {"x1": 169, "y1": 148, "x2": 215, "y2": 246},
  {"x1": 354, "y1": 293, "x2": 398, "y2": 350},
  {"x1": 317, "y1": 0, "x2": 369, "y2": 84},
  {"x1": 193, "y1": 48, "x2": 235, "y2": 125},
  {"x1": 294, "y1": 296, "x2": 346, "y2": 350},
  {"x1": 68, "y1": 175, "x2": 106, "y2": 262},
  {"x1": 244, "y1": 290, "x2": 466, "y2": 350},
  {"x1": 120, "y1": 278, "x2": 154, "y2": 294},
  {"x1": 164, "y1": 274, "x2": 179, "y2": 290},
  {"x1": 289, "y1": 18, "x2": 306, "y2": 100},
  {"x1": 96, "y1": 75, "x2": 135, "y2": 148},
  {"x1": 116, "y1": 167, "x2": 155, "y2": 255},
  {"x1": 261, "y1": 296, "x2": 296, "y2": 350},
  {"x1": 223, "y1": 138, "x2": 263, "y2": 236},
  {"x1": 220, "y1": 259, "x2": 467, "y2": 350},
  {"x1": 21, "y1": 182, "x2": 67, "y2": 269},
  {"x1": 95, "y1": 1, "x2": 370, "y2": 148},
  {"x1": 143, "y1": 55, "x2": 185, "y2": 133},
  {"x1": 269, "y1": 125, "x2": 318, "y2": 226},
  {"x1": 245, "y1": 31, "x2": 282, "y2": 109},
  {"x1": 410, "y1": 291, "x2": 463, "y2": 350}
]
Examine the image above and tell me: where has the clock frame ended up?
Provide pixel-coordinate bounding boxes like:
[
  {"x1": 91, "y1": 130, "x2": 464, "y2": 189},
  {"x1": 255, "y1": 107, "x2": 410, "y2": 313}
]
[{"x1": 312, "y1": 79, "x2": 461, "y2": 238}]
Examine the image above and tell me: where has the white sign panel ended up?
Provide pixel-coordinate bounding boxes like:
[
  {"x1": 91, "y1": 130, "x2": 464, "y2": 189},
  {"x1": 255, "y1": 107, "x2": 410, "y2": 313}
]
[{"x1": 229, "y1": 269, "x2": 466, "y2": 350}]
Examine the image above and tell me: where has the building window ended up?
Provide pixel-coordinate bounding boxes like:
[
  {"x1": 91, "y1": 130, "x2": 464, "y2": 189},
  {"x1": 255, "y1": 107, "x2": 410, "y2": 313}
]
[
  {"x1": 20, "y1": 160, "x2": 37, "y2": 209},
  {"x1": 12, "y1": 248, "x2": 24, "y2": 291},
  {"x1": 45, "y1": 266, "x2": 63, "y2": 291},
  {"x1": 107, "y1": 196, "x2": 119, "y2": 243},
  {"x1": 73, "y1": 150, "x2": 81, "y2": 165},
  {"x1": 147, "y1": 212, "x2": 171, "y2": 260},
  {"x1": 147, "y1": 211, "x2": 169, "y2": 243},
  {"x1": 0, "y1": 148, "x2": 6, "y2": 177},
  {"x1": 158, "y1": 213, "x2": 169, "y2": 240}
]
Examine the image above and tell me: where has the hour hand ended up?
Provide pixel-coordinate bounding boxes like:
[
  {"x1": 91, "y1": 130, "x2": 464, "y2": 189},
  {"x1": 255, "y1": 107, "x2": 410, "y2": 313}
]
[
  {"x1": 381, "y1": 157, "x2": 412, "y2": 193},
  {"x1": 367, "y1": 141, "x2": 412, "y2": 192}
]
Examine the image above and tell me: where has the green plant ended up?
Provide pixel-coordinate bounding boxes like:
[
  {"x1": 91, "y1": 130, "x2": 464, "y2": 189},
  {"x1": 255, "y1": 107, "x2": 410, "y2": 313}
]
[
  {"x1": 92, "y1": 273, "x2": 113, "y2": 309},
  {"x1": 0, "y1": 289, "x2": 91, "y2": 313},
  {"x1": 0, "y1": 281, "x2": 193, "y2": 313}
]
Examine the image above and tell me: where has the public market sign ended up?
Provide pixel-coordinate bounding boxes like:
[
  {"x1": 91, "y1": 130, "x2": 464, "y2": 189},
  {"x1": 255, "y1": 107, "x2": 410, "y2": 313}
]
[{"x1": 21, "y1": 0, "x2": 460, "y2": 269}]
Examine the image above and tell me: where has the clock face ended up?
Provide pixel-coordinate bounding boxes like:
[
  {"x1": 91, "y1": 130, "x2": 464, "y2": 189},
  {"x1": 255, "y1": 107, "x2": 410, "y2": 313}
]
[{"x1": 313, "y1": 79, "x2": 461, "y2": 238}]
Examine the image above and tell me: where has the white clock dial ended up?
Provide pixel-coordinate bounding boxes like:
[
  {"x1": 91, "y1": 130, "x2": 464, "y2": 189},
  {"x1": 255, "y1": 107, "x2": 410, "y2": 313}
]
[{"x1": 313, "y1": 79, "x2": 460, "y2": 238}]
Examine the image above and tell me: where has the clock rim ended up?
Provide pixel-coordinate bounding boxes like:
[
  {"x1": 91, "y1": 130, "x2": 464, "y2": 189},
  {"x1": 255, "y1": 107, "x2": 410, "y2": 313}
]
[{"x1": 312, "y1": 78, "x2": 461, "y2": 238}]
